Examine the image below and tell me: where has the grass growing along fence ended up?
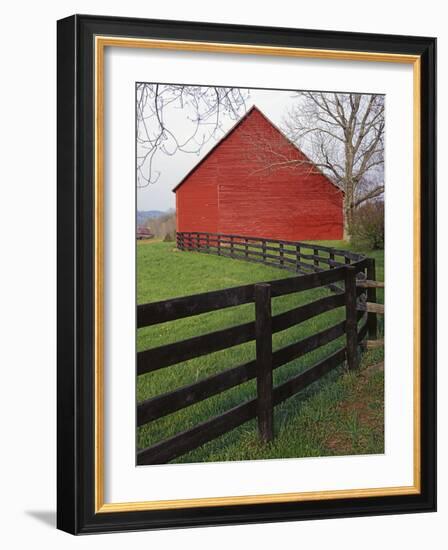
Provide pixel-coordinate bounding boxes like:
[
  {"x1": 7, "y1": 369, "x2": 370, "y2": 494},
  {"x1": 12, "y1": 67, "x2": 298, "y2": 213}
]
[{"x1": 137, "y1": 240, "x2": 384, "y2": 463}]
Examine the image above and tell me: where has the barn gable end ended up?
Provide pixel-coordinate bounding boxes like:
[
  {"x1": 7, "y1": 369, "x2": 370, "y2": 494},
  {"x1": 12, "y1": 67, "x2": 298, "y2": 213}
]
[{"x1": 174, "y1": 105, "x2": 343, "y2": 241}]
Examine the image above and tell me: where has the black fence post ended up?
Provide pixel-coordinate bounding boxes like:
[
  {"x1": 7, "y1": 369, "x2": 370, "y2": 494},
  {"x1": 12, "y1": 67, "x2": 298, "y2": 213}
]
[
  {"x1": 262, "y1": 239, "x2": 267, "y2": 263},
  {"x1": 245, "y1": 238, "x2": 249, "y2": 258},
  {"x1": 345, "y1": 266, "x2": 359, "y2": 371},
  {"x1": 367, "y1": 257, "x2": 378, "y2": 340},
  {"x1": 254, "y1": 283, "x2": 274, "y2": 442},
  {"x1": 313, "y1": 248, "x2": 319, "y2": 270},
  {"x1": 230, "y1": 235, "x2": 234, "y2": 256},
  {"x1": 279, "y1": 243, "x2": 284, "y2": 266},
  {"x1": 329, "y1": 251, "x2": 335, "y2": 269},
  {"x1": 296, "y1": 245, "x2": 300, "y2": 272}
]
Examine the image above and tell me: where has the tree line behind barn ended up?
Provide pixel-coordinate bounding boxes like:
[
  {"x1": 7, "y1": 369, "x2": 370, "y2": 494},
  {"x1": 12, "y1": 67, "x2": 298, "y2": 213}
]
[{"x1": 137, "y1": 210, "x2": 176, "y2": 241}]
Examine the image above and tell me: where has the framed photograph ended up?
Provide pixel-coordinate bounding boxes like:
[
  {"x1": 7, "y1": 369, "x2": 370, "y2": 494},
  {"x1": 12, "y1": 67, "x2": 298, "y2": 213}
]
[{"x1": 57, "y1": 14, "x2": 436, "y2": 534}]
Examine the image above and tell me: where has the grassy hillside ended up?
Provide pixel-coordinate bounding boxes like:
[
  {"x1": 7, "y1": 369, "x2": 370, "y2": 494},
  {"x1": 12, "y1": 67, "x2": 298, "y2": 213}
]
[{"x1": 136, "y1": 240, "x2": 384, "y2": 463}]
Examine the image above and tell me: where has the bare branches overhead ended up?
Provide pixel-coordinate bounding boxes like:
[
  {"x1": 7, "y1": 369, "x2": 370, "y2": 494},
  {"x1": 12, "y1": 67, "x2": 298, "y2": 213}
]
[
  {"x1": 135, "y1": 85, "x2": 384, "y2": 241},
  {"x1": 281, "y1": 92, "x2": 385, "y2": 237},
  {"x1": 136, "y1": 84, "x2": 249, "y2": 187}
]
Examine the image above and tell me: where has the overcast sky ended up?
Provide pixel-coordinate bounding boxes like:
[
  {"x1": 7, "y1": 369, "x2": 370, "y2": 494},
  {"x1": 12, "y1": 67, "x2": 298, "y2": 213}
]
[{"x1": 136, "y1": 87, "x2": 300, "y2": 212}]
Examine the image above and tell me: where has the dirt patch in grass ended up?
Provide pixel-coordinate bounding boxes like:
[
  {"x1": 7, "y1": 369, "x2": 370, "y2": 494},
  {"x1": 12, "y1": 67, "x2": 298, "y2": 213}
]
[{"x1": 323, "y1": 364, "x2": 384, "y2": 456}]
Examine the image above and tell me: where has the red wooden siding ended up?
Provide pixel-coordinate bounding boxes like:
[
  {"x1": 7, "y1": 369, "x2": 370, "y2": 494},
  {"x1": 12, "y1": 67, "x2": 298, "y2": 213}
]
[
  {"x1": 176, "y1": 156, "x2": 219, "y2": 234},
  {"x1": 174, "y1": 106, "x2": 343, "y2": 241}
]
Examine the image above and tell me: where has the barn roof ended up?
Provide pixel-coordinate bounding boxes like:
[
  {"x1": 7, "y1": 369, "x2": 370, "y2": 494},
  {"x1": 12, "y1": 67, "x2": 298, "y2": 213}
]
[{"x1": 172, "y1": 105, "x2": 343, "y2": 194}]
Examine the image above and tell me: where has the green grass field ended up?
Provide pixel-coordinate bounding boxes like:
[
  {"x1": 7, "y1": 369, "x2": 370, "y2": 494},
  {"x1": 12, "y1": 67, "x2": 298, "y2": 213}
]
[{"x1": 137, "y1": 240, "x2": 384, "y2": 463}]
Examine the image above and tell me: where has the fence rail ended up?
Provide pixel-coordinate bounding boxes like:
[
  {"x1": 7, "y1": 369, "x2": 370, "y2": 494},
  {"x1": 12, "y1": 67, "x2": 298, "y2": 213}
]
[
  {"x1": 137, "y1": 248, "x2": 376, "y2": 464},
  {"x1": 176, "y1": 231, "x2": 365, "y2": 272},
  {"x1": 176, "y1": 231, "x2": 369, "y2": 295}
]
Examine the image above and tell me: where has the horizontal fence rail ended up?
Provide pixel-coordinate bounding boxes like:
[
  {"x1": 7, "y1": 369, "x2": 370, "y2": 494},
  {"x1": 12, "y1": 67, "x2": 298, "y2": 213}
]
[
  {"x1": 137, "y1": 317, "x2": 348, "y2": 426},
  {"x1": 137, "y1": 265, "x2": 354, "y2": 329},
  {"x1": 176, "y1": 231, "x2": 368, "y2": 294},
  {"x1": 137, "y1": 348, "x2": 348, "y2": 465},
  {"x1": 136, "y1": 250, "x2": 378, "y2": 464},
  {"x1": 176, "y1": 231, "x2": 365, "y2": 272}
]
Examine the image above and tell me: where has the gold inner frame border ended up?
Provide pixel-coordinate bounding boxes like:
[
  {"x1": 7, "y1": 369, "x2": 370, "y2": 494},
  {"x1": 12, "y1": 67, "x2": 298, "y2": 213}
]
[{"x1": 94, "y1": 35, "x2": 421, "y2": 513}]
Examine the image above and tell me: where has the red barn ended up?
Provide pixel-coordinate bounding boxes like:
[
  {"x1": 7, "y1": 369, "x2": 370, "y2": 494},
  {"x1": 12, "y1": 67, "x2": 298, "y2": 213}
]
[{"x1": 173, "y1": 106, "x2": 343, "y2": 241}]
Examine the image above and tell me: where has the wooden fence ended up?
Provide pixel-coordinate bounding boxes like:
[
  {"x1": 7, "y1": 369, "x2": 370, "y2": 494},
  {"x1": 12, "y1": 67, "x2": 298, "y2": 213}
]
[
  {"x1": 137, "y1": 253, "x2": 376, "y2": 465},
  {"x1": 176, "y1": 231, "x2": 365, "y2": 273},
  {"x1": 177, "y1": 231, "x2": 377, "y2": 333}
]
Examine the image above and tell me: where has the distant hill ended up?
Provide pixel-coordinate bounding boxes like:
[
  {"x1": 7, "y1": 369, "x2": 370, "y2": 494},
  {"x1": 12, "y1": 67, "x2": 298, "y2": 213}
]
[{"x1": 137, "y1": 210, "x2": 165, "y2": 226}]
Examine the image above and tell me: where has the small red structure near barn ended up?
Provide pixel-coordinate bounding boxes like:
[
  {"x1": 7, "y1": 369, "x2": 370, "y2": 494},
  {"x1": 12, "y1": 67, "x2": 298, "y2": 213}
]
[
  {"x1": 136, "y1": 226, "x2": 154, "y2": 240},
  {"x1": 173, "y1": 106, "x2": 343, "y2": 241}
]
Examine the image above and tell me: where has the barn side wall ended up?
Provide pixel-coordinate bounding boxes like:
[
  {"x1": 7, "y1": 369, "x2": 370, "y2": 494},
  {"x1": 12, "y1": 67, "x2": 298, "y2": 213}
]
[
  {"x1": 175, "y1": 108, "x2": 343, "y2": 241},
  {"x1": 176, "y1": 154, "x2": 219, "y2": 234}
]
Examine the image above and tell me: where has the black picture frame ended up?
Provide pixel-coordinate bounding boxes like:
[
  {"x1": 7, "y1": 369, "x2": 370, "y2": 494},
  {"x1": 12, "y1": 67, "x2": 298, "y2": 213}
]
[{"x1": 57, "y1": 14, "x2": 436, "y2": 534}]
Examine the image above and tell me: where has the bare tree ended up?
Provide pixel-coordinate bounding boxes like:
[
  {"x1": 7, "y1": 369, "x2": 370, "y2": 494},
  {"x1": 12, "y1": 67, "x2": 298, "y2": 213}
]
[
  {"x1": 146, "y1": 210, "x2": 176, "y2": 239},
  {"x1": 136, "y1": 84, "x2": 249, "y2": 187},
  {"x1": 281, "y1": 92, "x2": 385, "y2": 239}
]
